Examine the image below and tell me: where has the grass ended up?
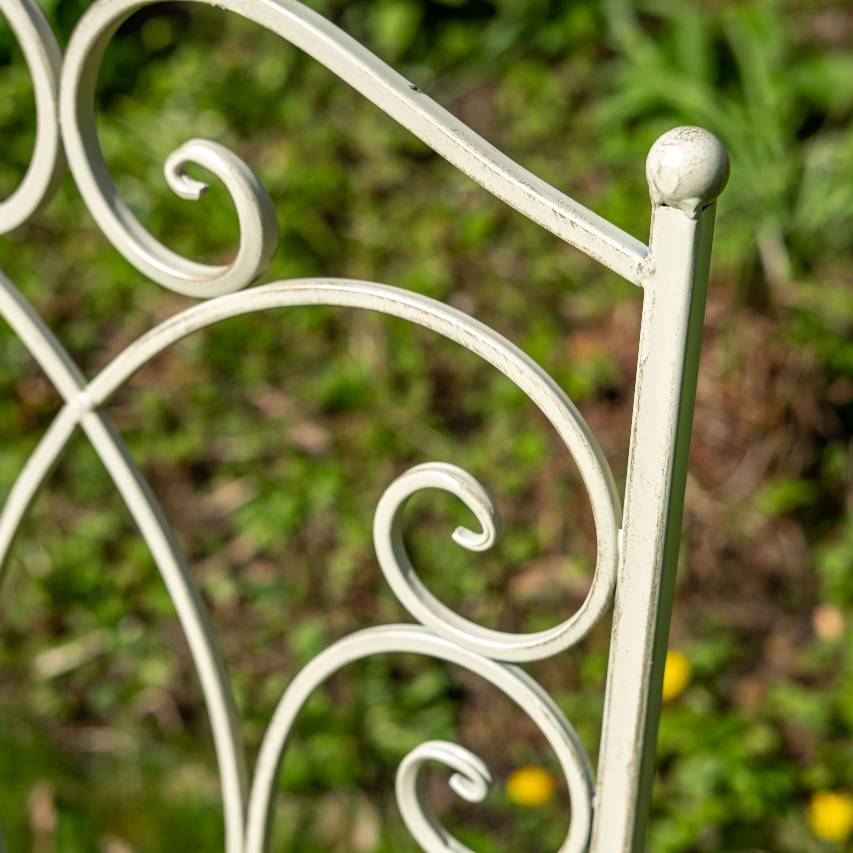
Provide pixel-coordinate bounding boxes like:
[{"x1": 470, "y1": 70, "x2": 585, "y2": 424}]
[{"x1": 0, "y1": 0, "x2": 851, "y2": 850}]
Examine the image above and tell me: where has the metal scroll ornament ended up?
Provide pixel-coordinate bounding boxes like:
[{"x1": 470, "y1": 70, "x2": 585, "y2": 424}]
[{"x1": 0, "y1": 0, "x2": 729, "y2": 850}]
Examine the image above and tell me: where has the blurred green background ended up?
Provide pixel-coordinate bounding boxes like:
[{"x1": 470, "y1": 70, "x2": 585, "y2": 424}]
[{"x1": 0, "y1": 0, "x2": 851, "y2": 850}]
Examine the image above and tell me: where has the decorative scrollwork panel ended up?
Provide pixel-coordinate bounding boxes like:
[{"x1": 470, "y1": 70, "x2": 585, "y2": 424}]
[{"x1": 0, "y1": 0, "x2": 728, "y2": 850}]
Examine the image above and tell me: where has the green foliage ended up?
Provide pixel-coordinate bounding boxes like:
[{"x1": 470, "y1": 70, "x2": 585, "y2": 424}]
[
  {"x1": 0, "y1": 0, "x2": 850, "y2": 851},
  {"x1": 601, "y1": 0, "x2": 853, "y2": 296}
]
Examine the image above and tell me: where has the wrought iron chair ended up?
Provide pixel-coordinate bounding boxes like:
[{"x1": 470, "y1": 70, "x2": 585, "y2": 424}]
[{"x1": 0, "y1": 0, "x2": 728, "y2": 849}]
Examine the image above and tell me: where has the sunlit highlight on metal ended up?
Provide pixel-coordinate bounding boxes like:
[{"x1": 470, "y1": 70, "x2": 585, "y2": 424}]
[
  {"x1": 0, "y1": 0, "x2": 63, "y2": 232},
  {"x1": 0, "y1": 0, "x2": 729, "y2": 849}
]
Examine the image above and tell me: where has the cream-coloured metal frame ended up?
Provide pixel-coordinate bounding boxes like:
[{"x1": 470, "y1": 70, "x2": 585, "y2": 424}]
[{"x1": 0, "y1": 0, "x2": 729, "y2": 850}]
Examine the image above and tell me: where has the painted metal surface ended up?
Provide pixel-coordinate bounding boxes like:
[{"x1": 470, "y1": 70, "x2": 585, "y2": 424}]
[{"x1": 0, "y1": 0, "x2": 729, "y2": 850}]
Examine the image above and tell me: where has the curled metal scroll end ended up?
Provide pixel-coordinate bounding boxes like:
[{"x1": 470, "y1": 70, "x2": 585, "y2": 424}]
[
  {"x1": 164, "y1": 147, "x2": 210, "y2": 200},
  {"x1": 451, "y1": 521, "x2": 497, "y2": 552},
  {"x1": 154, "y1": 138, "x2": 280, "y2": 296},
  {"x1": 397, "y1": 740, "x2": 493, "y2": 852},
  {"x1": 375, "y1": 460, "x2": 501, "y2": 564},
  {"x1": 374, "y1": 453, "x2": 615, "y2": 663},
  {"x1": 448, "y1": 765, "x2": 492, "y2": 803}
]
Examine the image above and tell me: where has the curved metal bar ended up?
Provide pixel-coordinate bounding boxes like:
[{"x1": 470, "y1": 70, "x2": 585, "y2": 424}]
[
  {"x1": 0, "y1": 271, "x2": 94, "y2": 578},
  {"x1": 162, "y1": 138, "x2": 279, "y2": 295},
  {"x1": 0, "y1": 405, "x2": 77, "y2": 584},
  {"x1": 396, "y1": 740, "x2": 493, "y2": 853},
  {"x1": 2, "y1": 278, "x2": 620, "y2": 662},
  {"x1": 245, "y1": 624, "x2": 594, "y2": 853},
  {"x1": 0, "y1": 0, "x2": 64, "y2": 233},
  {"x1": 84, "y1": 277, "x2": 622, "y2": 660},
  {"x1": 0, "y1": 270, "x2": 249, "y2": 853},
  {"x1": 375, "y1": 460, "x2": 615, "y2": 661},
  {"x1": 77, "y1": 413, "x2": 249, "y2": 853},
  {"x1": 60, "y1": 0, "x2": 648, "y2": 291},
  {"x1": 1, "y1": 271, "x2": 615, "y2": 848}
]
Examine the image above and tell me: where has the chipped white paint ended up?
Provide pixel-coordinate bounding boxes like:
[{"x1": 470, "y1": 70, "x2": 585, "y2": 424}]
[
  {"x1": 0, "y1": 0, "x2": 728, "y2": 849},
  {"x1": 645, "y1": 127, "x2": 730, "y2": 219}
]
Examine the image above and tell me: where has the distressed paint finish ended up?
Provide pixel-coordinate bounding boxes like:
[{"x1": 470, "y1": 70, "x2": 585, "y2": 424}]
[
  {"x1": 591, "y1": 191, "x2": 723, "y2": 853},
  {"x1": 0, "y1": 0, "x2": 728, "y2": 850}
]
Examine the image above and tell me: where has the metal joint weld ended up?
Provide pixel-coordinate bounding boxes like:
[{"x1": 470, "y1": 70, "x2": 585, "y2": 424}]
[{"x1": 68, "y1": 387, "x2": 97, "y2": 418}]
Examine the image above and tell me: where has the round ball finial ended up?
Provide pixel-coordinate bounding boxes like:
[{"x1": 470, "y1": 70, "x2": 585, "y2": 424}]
[{"x1": 646, "y1": 126, "x2": 730, "y2": 218}]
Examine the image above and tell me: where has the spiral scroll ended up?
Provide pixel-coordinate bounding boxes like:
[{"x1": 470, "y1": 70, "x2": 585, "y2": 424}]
[
  {"x1": 396, "y1": 740, "x2": 493, "y2": 853},
  {"x1": 245, "y1": 625, "x2": 594, "y2": 853},
  {"x1": 58, "y1": 0, "x2": 649, "y2": 289},
  {"x1": 375, "y1": 460, "x2": 617, "y2": 662},
  {"x1": 0, "y1": 272, "x2": 617, "y2": 850}
]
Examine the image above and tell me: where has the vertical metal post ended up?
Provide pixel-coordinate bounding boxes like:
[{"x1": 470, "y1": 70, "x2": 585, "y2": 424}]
[{"x1": 591, "y1": 127, "x2": 729, "y2": 852}]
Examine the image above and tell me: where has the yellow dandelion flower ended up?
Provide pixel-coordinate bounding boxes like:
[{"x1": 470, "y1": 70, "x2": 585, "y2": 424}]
[
  {"x1": 506, "y1": 766, "x2": 555, "y2": 808},
  {"x1": 661, "y1": 650, "x2": 691, "y2": 703},
  {"x1": 808, "y1": 790, "x2": 853, "y2": 843}
]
